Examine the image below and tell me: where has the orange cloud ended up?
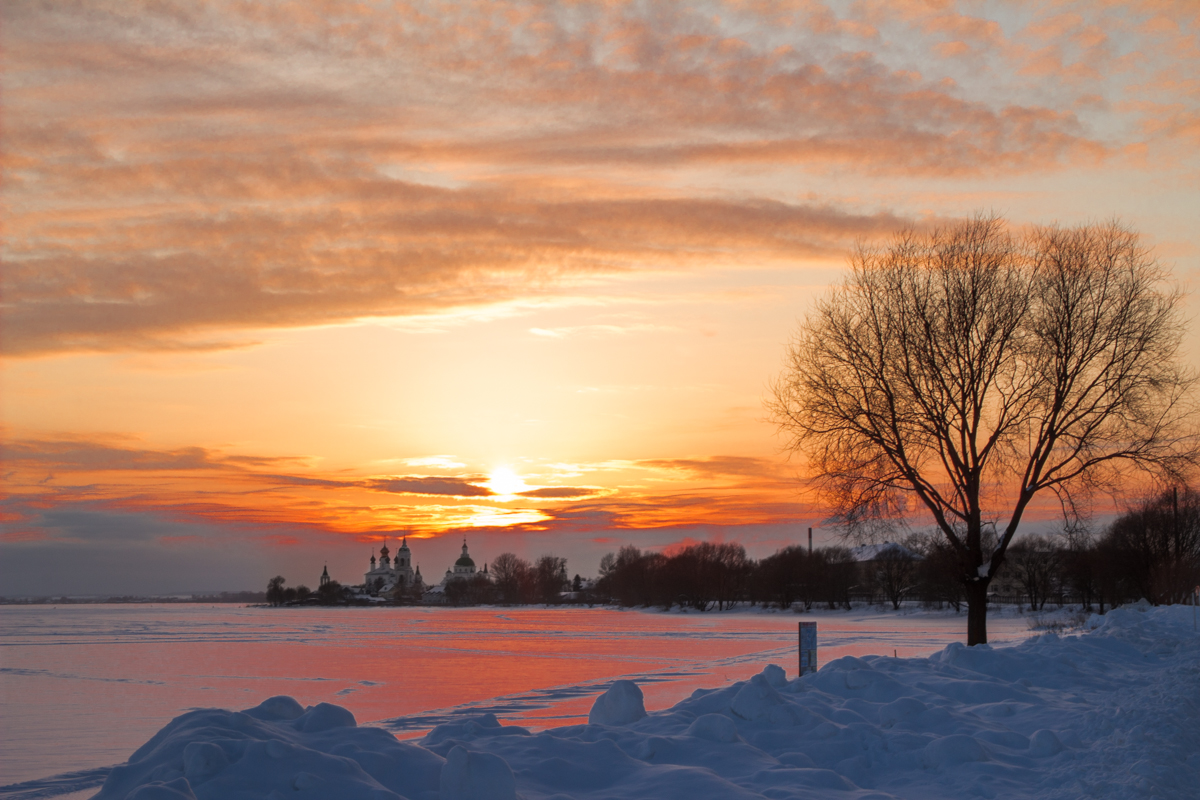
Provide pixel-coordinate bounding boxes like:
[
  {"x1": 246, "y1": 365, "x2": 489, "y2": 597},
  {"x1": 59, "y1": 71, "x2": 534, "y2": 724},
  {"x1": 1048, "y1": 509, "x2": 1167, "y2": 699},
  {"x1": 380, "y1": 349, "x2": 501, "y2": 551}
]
[
  {"x1": 11, "y1": 1, "x2": 1163, "y2": 358},
  {"x1": 0, "y1": 436, "x2": 815, "y2": 539}
]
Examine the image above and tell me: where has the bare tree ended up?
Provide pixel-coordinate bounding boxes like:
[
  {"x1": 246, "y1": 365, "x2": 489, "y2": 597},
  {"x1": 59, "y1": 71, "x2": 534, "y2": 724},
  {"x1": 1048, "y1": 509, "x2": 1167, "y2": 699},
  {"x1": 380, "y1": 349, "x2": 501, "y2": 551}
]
[
  {"x1": 769, "y1": 216, "x2": 1196, "y2": 644},
  {"x1": 534, "y1": 555, "x2": 569, "y2": 604},
  {"x1": 1102, "y1": 485, "x2": 1200, "y2": 604},
  {"x1": 491, "y1": 552, "x2": 531, "y2": 604},
  {"x1": 1004, "y1": 535, "x2": 1061, "y2": 611},
  {"x1": 870, "y1": 544, "x2": 919, "y2": 610},
  {"x1": 266, "y1": 575, "x2": 287, "y2": 606}
]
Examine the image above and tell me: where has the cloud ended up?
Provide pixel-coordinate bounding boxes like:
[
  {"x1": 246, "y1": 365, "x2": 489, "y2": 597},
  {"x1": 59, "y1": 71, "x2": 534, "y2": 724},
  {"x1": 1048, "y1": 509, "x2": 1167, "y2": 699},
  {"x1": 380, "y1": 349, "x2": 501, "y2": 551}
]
[
  {"x1": 518, "y1": 486, "x2": 604, "y2": 499},
  {"x1": 0, "y1": 436, "x2": 815, "y2": 546},
  {"x1": 8, "y1": 0, "x2": 1178, "y2": 356},
  {"x1": 1, "y1": 188, "x2": 912, "y2": 355},
  {"x1": 1, "y1": 437, "x2": 289, "y2": 472},
  {"x1": 402, "y1": 456, "x2": 467, "y2": 469},
  {"x1": 362, "y1": 477, "x2": 493, "y2": 498},
  {"x1": 636, "y1": 455, "x2": 792, "y2": 483}
]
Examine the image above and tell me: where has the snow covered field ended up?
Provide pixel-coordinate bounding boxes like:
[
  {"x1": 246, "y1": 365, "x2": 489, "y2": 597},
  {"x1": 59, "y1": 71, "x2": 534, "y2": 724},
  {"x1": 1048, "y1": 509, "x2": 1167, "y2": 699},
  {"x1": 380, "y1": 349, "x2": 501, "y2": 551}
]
[
  {"x1": 11, "y1": 603, "x2": 1197, "y2": 800},
  {"x1": 0, "y1": 603, "x2": 1034, "y2": 793}
]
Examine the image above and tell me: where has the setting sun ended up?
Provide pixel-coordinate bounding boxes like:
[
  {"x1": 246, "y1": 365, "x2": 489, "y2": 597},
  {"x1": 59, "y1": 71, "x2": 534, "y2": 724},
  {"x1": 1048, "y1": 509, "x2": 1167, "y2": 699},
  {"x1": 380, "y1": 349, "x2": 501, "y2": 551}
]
[{"x1": 487, "y1": 466, "x2": 529, "y2": 499}]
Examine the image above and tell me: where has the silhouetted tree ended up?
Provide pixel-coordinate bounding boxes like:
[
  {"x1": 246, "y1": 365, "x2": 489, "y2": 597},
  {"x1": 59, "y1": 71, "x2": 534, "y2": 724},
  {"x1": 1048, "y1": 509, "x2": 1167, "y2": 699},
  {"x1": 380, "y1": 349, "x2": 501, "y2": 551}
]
[
  {"x1": 818, "y1": 547, "x2": 857, "y2": 610},
  {"x1": 1102, "y1": 486, "x2": 1200, "y2": 604},
  {"x1": 443, "y1": 578, "x2": 470, "y2": 606},
  {"x1": 491, "y1": 552, "x2": 531, "y2": 604},
  {"x1": 906, "y1": 532, "x2": 963, "y2": 611},
  {"x1": 869, "y1": 544, "x2": 919, "y2": 610},
  {"x1": 755, "y1": 546, "x2": 815, "y2": 609},
  {"x1": 534, "y1": 555, "x2": 569, "y2": 604},
  {"x1": 316, "y1": 579, "x2": 344, "y2": 605},
  {"x1": 444, "y1": 574, "x2": 496, "y2": 606},
  {"x1": 1005, "y1": 535, "x2": 1061, "y2": 610},
  {"x1": 597, "y1": 545, "x2": 664, "y2": 607},
  {"x1": 769, "y1": 217, "x2": 1197, "y2": 644},
  {"x1": 266, "y1": 576, "x2": 287, "y2": 606},
  {"x1": 1057, "y1": 529, "x2": 1099, "y2": 611}
]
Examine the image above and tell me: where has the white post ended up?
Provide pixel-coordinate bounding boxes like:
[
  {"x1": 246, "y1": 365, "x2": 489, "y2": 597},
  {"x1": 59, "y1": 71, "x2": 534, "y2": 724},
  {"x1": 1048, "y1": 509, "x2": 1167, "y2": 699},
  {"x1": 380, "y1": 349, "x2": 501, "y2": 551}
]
[{"x1": 799, "y1": 622, "x2": 817, "y2": 675}]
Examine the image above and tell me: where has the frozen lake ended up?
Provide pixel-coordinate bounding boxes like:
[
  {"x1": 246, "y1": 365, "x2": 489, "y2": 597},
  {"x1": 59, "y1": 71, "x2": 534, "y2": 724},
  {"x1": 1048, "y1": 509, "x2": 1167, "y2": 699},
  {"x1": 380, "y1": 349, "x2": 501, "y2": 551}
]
[{"x1": 0, "y1": 603, "x2": 1035, "y2": 792}]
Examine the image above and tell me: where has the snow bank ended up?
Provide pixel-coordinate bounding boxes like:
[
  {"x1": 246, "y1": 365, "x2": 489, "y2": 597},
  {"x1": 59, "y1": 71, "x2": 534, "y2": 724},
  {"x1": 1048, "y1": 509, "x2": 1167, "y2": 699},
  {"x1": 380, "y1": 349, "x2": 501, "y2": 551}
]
[
  {"x1": 91, "y1": 605, "x2": 1200, "y2": 799},
  {"x1": 586, "y1": 679, "x2": 646, "y2": 726}
]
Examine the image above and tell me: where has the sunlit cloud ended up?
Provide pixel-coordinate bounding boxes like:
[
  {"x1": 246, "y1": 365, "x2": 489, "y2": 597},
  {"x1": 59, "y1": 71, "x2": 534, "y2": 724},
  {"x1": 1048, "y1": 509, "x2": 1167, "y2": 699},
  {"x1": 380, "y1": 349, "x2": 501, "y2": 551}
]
[
  {"x1": 518, "y1": 487, "x2": 607, "y2": 500},
  {"x1": 402, "y1": 456, "x2": 467, "y2": 470},
  {"x1": 527, "y1": 323, "x2": 671, "y2": 339},
  {"x1": 0, "y1": 436, "x2": 814, "y2": 539},
  {"x1": 10, "y1": 1, "x2": 1194, "y2": 357}
]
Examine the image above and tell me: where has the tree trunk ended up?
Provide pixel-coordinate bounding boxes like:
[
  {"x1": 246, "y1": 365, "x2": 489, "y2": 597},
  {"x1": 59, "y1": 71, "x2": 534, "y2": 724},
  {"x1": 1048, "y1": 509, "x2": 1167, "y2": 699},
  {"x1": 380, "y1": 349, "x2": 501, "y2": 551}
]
[{"x1": 965, "y1": 580, "x2": 990, "y2": 645}]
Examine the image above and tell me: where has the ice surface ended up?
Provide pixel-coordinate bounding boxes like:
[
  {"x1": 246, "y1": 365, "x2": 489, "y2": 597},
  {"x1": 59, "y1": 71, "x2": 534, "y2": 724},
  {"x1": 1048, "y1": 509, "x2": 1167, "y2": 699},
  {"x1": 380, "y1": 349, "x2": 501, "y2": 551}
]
[
  {"x1": 74, "y1": 604, "x2": 1200, "y2": 800},
  {"x1": 1, "y1": 603, "x2": 1038, "y2": 789}
]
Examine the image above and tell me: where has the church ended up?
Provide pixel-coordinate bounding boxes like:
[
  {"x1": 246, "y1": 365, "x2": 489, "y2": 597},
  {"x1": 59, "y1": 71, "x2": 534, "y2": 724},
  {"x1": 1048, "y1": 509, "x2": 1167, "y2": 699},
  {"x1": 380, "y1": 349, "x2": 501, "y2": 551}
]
[
  {"x1": 362, "y1": 537, "x2": 422, "y2": 595},
  {"x1": 358, "y1": 537, "x2": 489, "y2": 598},
  {"x1": 440, "y1": 538, "x2": 488, "y2": 584}
]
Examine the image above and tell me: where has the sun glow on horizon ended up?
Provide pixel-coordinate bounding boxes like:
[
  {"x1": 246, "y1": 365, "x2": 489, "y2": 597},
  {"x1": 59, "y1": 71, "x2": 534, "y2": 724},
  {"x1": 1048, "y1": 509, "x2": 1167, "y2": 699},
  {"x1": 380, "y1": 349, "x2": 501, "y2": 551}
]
[{"x1": 487, "y1": 466, "x2": 530, "y2": 499}]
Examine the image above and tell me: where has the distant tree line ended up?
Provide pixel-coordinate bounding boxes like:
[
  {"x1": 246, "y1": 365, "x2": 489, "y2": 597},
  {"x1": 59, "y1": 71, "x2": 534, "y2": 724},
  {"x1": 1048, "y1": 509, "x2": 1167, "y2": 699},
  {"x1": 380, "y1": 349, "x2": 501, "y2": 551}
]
[
  {"x1": 596, "y1": 542, "x2": 752, "y2": 611},
  {"x1": 590, "y1": 538, "x2": 966, "y2": 612},
  {"x1": 998, "y1": 487, "x2": 1200, "y2": 612},
  {"x1": 264, "y1": 487, "x2": 1198, "y2": 611},
  {"x1": 593, "y1": 487, "x2": 1200, "y2": 613},
  {"x1": 443, "y1": 553, "x2": 571, "y2": 606},
  {"x1": 266, "y1": 576, "x2": 347, "y2": 606},
  {"x1": 0, "y1": 591, "x2": 269, "y2": 605}
]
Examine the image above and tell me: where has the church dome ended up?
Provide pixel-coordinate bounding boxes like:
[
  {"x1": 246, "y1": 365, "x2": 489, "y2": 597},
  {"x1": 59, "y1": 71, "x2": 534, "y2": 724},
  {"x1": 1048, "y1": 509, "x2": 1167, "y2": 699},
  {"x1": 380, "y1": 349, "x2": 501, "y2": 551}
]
[{"x1": 455, "y1": 554, "x2": 475, "y2": 568}]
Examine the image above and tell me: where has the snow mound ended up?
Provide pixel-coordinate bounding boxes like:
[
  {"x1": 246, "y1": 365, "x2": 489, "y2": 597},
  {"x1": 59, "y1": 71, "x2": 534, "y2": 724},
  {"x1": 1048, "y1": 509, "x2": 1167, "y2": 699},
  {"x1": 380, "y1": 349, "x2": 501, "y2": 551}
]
[
  {"x1": 587, "y1": 679, "x2": 646, "y2": 726},
  {"x1": 96, "y1": 605, "x2": 1200, "y2": 800},
  {"x1": 91, "y1": 697, "x2": 444, "y2": 800},
  {"x1": 685, "y1": 713, "x2": 741, "y2": 742},
  {"x1": 440, "y1": 745, "x2": 518, "y2": 800}
]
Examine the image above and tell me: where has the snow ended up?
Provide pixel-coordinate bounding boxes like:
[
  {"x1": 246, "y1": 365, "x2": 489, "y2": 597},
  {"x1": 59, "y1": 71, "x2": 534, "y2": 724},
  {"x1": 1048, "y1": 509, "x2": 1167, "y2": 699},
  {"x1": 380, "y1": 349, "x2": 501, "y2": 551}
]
[
  {"x1": 440, "y1": 746, "x2": 518, "y2": 800},
  {"x1": 84, "y1": 605, "x2": 1199, "y2": 800},
  {"x1": 586, "y1": 680, "x2": 647, "y2": 726}
]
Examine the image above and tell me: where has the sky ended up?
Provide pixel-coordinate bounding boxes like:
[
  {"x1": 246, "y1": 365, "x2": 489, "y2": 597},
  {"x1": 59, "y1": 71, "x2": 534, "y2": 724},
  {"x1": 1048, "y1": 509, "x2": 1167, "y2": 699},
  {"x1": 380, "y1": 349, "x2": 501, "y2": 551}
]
[{"x1": 2, "y1": 0, "x2": 1199, "y2": 597}]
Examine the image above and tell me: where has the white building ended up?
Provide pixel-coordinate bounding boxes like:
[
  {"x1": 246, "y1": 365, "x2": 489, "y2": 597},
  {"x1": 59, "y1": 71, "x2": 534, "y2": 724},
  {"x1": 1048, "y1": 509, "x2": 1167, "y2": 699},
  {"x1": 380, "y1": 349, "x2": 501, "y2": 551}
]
[
  {"x1": 421, "y1": 539, "x2": 491, "y2": 603},
  {"x1": 440, "y1": 538, "x2": 489, "y2": 585},
  {"x1": 362, "y1": 537, "x2": 422, "y2": 595}
]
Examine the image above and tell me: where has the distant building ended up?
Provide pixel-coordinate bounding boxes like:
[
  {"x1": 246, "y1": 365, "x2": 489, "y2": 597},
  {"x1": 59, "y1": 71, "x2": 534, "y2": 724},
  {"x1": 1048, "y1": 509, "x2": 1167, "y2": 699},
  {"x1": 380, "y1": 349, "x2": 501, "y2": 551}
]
[
  {"x1": 362, "y1": 537, "x2": 420, "y2": 595},
  {"x1": 316, "y1": 536, "x2": 493, "y2": 601},
  {"x1": 849, "y1": 541, "x2": 922, "y2": 564},
  {"x1": 441, "y1": 538, "x2": 488, "y2": 585},
  {"x1": 850, "y1": 541, "x2": 924, "y2": 607},
  {"x1": 423, "y1": 539, "x2": 490, "y2": 604}
]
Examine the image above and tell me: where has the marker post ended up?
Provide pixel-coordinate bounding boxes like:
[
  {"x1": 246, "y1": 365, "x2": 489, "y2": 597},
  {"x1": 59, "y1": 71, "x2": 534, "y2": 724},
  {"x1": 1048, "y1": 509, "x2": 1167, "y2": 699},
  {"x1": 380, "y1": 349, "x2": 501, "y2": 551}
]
[{"x1": 799, "y1": 622, "x2": 817, "y2": 676}]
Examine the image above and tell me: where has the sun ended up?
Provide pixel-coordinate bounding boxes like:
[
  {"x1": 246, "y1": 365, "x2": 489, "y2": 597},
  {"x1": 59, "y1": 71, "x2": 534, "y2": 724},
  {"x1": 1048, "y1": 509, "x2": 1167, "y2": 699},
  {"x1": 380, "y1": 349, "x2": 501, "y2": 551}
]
[{"x1": 487, "y1": 466, "x2": 529, "y2": 499}]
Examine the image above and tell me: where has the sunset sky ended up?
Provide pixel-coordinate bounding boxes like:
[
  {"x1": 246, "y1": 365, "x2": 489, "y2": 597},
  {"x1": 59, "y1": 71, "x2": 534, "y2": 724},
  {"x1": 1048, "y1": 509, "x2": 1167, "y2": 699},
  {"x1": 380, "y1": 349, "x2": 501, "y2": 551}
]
[{"x1": 3, "y1": 0, "x2": 1199, "y2": 596}]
